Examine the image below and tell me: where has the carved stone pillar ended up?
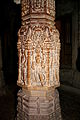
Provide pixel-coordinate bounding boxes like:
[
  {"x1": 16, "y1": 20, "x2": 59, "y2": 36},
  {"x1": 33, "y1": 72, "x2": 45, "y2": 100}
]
[{"x1": 17, "y1": 0, "x2": 62, "y2": 119}]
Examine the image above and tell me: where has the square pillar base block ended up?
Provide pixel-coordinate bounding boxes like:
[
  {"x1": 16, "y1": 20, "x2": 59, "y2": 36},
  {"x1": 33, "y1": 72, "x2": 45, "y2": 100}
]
[{"x1": 17, "y1": 88, "x2": 62, "y2": 120}]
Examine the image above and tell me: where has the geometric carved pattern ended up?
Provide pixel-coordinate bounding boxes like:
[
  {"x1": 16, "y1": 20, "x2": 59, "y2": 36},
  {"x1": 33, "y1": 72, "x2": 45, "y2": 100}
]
[{"x1": 17, "y1": 89, "x2": 62, "y2": 120}]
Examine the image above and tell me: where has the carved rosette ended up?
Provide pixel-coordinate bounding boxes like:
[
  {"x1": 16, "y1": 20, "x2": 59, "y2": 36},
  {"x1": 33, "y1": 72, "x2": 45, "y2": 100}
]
[{"x1": 17, "y1": 0, "x2": 60, "y2": 89}]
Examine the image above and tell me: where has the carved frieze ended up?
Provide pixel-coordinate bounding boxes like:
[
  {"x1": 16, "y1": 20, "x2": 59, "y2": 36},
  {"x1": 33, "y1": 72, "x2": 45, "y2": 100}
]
[{"x1": 17, "y1": 25, "x2": 60, "y2": 88}]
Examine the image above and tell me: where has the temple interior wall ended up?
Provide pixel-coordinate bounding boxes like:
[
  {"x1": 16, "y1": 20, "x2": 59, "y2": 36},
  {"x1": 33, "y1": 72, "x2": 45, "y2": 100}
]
[{"x1": 56, "y1": 0, "x2": 80, "y2": 89}]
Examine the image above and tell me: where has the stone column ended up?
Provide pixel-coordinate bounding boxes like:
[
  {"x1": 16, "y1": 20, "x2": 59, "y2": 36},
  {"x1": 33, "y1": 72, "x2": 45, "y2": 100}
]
[{"x1": 17, "y1": 0, "x2": 62, "y2": 120}]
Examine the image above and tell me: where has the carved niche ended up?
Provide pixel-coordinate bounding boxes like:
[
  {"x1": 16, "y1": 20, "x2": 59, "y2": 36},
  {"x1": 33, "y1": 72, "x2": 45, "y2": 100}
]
[{"x1": 17, "y1": 25, "x2": 60, "y2": 88}]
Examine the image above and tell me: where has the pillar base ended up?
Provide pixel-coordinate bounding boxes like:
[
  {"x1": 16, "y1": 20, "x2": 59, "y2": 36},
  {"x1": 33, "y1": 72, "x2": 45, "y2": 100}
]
[{"x1": 17, "y1": 88, "x2": 62, "y2": 120}]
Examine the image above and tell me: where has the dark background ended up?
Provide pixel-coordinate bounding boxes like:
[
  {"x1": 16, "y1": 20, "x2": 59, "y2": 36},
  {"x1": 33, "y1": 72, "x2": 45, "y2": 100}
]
[{"x1": 0, "y1": 0, "x2": 21, "y2": 85}]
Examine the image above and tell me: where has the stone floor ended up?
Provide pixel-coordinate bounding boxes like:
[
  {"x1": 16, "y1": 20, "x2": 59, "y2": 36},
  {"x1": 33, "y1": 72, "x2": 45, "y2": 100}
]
[
  {"x1": 59, "y1": 88, "x2": 80, "y2": 120},
  {"x1": 0, "y1": 83, "x2": 19, "y2": 120},
  {"x1": 0, "y1": 84, "x2": 80, "y2": 120}
]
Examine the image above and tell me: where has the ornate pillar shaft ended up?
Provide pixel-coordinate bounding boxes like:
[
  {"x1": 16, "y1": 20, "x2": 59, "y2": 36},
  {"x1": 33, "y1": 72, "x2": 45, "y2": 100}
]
[{"x1": 17, "y1": 0, "x2": 62, "y2": 120}]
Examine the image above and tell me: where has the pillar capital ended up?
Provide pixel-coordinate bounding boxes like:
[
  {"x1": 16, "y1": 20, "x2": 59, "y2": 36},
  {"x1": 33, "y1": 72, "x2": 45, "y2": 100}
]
[{"x1": 21, "y1": 0, "x2": 55, "y2": 26}]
